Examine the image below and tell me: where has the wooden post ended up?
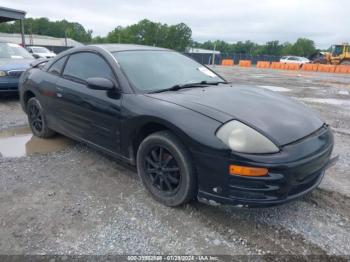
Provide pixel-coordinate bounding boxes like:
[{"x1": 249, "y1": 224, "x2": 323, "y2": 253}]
[{"x1": 20, "y1": 19, "x2": 25, "y2": 47}]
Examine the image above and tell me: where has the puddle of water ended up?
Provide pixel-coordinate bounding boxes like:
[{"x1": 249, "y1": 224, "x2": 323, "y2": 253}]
[
  {"x1": 0, "y1": 126, "x2": 72, "y2": 158},
  {"x1": 298, "y1": 97, "x2": 350, "y2": 107},
  {"x1": 258, "y1": 85, "x2": 291, "y2": 92}
]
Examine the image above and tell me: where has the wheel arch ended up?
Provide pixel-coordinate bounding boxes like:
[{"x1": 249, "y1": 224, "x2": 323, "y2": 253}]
[
  {"x1": 128, "y1": 117, "x2": 194, "y2": 165},
  {"x1": 22, "y1": 90, "x2": 36, "y2": 113}
]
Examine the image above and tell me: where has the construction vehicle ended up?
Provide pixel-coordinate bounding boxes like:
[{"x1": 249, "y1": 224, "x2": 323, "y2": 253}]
[{"x1": 325, "y1": 43, "x2": 350, "y2": 65}]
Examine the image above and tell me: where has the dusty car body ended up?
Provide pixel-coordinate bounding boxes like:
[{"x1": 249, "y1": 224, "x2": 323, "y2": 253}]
[{"x1": 19, "y1": 44, "x2": 336, "y2": 207}]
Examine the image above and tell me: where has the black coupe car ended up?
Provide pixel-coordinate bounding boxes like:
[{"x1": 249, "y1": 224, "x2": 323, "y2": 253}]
[{"x1": 19, "y1": 44, "x2": 337, "y2": 207}]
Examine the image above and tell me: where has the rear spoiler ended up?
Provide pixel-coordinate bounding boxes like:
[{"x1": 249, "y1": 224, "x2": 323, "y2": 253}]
[{"x1": 30, "y1": 58, "x2": 49, "y2": 68}]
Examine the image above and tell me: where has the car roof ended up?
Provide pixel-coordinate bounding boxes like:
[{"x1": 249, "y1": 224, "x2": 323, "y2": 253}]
[{"x1": 90, "y1": 44, "x2": 170, "y2": 52}]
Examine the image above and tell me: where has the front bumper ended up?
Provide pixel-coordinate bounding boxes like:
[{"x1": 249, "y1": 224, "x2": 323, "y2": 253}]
[
  {"x1": 0, "y1": 77, "x2": 20, "y2": 93},
  {"x1": 194, "y1": 125, "x2": 336, "y2": 207}
]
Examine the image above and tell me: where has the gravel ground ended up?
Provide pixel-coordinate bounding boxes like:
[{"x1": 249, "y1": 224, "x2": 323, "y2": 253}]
[{"x1": 0, "y1": 67, "x2": 349, "y2": 258}]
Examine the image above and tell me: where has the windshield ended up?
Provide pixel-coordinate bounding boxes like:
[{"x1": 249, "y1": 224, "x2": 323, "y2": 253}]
[
  {"x1": 113, "y1": 50, "x2": 224, "y2": 92},
  {"x1": 32, "y1": 47, "x2": 51, "y2": 53},
  {"x1": 0, "y1": 43, "x2": 33, "y2": 59},
  {"x1": 332, "y1": 45, "x2": 343, "y2": 56}
]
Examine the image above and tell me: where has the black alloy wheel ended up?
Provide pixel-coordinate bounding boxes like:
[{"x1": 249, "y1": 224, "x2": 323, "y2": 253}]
[
  {"x1": 145, "y1": 145, "x2": 181, "y2": 195},
  {"x1": 28, "y1": 102, "x2": 43, "y2": 133},
  {"x1": 137, "y1": 131, "x2": 196, "y2": 207},
  {"x1": 27, "y1": 97, "x2": 56, "y2": 138}
]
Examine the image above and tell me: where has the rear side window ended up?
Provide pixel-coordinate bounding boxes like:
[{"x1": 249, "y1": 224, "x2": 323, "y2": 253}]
[
  {"x1": 48, "y1": 56, "x2": 67, "y2": 75},
  {"x1": 63, "y1": 52, "x2": 114, "y2": 82}
]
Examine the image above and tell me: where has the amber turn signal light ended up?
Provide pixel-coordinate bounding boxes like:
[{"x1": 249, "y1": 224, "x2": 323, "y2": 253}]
[{"x1": 229, "y1": 165, "x2": 268, "y2": 177}]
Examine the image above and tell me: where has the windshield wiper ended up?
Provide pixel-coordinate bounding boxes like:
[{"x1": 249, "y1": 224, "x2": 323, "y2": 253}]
[{"x1": 149, "y1": 80, "x2": 227, "y2": 94}]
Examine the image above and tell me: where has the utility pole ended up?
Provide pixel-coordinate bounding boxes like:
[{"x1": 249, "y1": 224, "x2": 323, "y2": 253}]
[
  {"x1": 20, "y1": 19, "x2": 25, "y2": 47},
  {"x1": 212, "y1": 42, "x2": 216, "y2": 65},
  {"x1": 64, "y1": 30, "x2": 68, "y2": 47}
]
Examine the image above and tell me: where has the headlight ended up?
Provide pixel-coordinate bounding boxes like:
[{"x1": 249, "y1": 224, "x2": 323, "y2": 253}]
[
  {"x1": 216, "y1": 120, "x2": 279, "y2": 153},
  {"x1": 0, "y1": 71, "x2": 7, "y2": 77}
]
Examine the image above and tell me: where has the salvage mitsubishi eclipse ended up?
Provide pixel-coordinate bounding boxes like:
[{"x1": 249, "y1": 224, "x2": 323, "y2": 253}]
[{"x1": 19, "y1": 44, "x2": 338, "y2": 207}]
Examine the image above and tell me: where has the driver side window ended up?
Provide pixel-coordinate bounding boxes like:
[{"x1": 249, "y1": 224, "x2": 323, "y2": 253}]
[
  {"x1": 48, "y1": 56, "x2": 67, "y2": 76},
  {"x1": 63, "y1": 52, "x2": 114, "y2": 82}
]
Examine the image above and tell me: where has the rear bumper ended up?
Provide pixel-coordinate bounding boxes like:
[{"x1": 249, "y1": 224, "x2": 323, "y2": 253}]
[{"x1": 194, "y1": 125, "x2": 335, "y2": 207}]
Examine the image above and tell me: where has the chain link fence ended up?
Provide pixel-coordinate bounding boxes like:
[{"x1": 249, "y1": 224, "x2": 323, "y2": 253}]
[{"x1": 184, "y1": 53, "x2": 282, "y2": 65}]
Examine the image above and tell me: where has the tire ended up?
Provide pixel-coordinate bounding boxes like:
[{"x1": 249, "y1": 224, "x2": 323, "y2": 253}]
[
  {"x1": 26, "y1": 97, "x2": 56, "y2": 138},
  {"x1": 136, "y1": 131, "x2": 196, "y2": 207}
]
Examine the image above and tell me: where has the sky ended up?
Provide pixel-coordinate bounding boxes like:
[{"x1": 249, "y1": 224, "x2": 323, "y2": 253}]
[{"x1": 2, "y1": 0, "x2": 349, "y2": 49}]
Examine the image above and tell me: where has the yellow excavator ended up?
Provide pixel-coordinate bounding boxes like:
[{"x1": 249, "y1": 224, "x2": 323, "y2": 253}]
[{"x1": 325, "y1": 43, "x2": 350, "y2": 65}]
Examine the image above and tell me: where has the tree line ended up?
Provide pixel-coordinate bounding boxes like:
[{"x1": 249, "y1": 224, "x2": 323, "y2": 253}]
[
  {"x1": 193, "y1": 39, "x2": 317, "y2": 57},
  {"x1": 0, "y1": 17, "x2": 93, "y2": 43},
  {"x1": 0, "y1": 17, "x2": 318, "y2": 57}
]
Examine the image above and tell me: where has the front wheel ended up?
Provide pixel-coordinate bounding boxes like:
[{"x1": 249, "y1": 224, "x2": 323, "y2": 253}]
[
  {"x1": 136, "y1": 131, "x2": 196, "y2": 207},
  {"x1": 27, "y1": 97, "x2": 56, "y2": 138}
]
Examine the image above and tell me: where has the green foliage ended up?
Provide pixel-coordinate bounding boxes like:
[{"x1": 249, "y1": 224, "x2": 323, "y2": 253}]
[
  {"x1": 193, "y1": 38, "x2": 317, "y2": 57},
  {"x1": 289, "y1": 38, "x2": 317, "y2": 57},
  {"x1": 0, "y1": 16, "x2": 317, "y2": 56},
  {"x1": 95, "y1": 19, "x2": 192, "y2": 51},
  {"x1": 0, "y1": 18, "x2": 92, "y2": 43}
]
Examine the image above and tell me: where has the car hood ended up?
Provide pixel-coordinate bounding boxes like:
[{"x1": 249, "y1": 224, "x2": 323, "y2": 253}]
[
  {"x1": 147, "y1": 84, "x2": 323, "y2": 146},
  {"x1": 0, "y1": 58, "x2": 34, "y2": 70},
  {"x1": 36, "y1": 52, "x2": 56, "y2": 57}
]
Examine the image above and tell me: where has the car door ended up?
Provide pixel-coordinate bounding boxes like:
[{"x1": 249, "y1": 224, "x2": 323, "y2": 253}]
[
  {"x1": 287, "y1": 57, "x2": 298, "y2": 64},
  {"x1": 43, "y1": 55, "x2": 68, "y2": 126},
  {"x1": 53, "y1": 51, "x2": 123, "y2": 154}
]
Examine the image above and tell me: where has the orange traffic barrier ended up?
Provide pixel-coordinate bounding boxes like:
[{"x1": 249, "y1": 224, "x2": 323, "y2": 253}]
[
  {"x1": 270, "y1": 62, "x2": 281, "y2": 69},
  {"x1": 334, "y1": 65, "x2": 350, "y2": 74},
  {"x1": 221, "y1": 59, "x2": 234, "y2": 66},
  {"x1": 256, "y1": 61, "x2": 270, "y2": 69},
  {"x1": 317, "y1": 64, "x2": 336, "y2": 73},
  {"x1": 284, "y1": 63, "x2": 300, "y2": 70},
  {"x1": 280, "y1": 63, "x2": 288, "y2": 70},
  {"x1": 302, "y1": 63, "x2": 319, "y2": 71},
  {"x1": 239, "y1": 60, "x2": 252, "y2": 67}
]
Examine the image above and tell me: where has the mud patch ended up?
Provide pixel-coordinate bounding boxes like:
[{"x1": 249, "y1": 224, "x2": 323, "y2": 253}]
[{"x1": 0, "y1": 126, "x2": 72, "y2": 158}]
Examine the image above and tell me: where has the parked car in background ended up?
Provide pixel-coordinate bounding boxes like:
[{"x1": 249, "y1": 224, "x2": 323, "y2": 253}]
[
  {"x1": 19, "y1": 44, "x2": 336, "y2": 208},
  {"x1": 27, "y1": 46, "x2": 56, "y2": 59},
  {"x1": 0, "y1": 42, "x2": 35, "y2": 94},
  {"x1": 280, "y1": 56, "x2": 310, "y2": 64},
  {"x1": 309, "y1": 52, "x2": 328, "y2": 64}
]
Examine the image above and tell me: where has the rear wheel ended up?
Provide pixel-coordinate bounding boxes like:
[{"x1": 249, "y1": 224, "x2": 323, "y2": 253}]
[
  {"x1": 136, "y1": 131, "x2": 196, "y2": 207},
  {"x1": 27, "y1": 97, "x2": 56, "y2": 138}
]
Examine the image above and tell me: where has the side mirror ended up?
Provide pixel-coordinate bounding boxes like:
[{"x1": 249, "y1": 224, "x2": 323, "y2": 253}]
[
  {"x1": 32, "y1": 54, "x2": 40, "y2": 59},
  {"x1": 86, "y1": 77, "x2": 115, "y2": 91}
]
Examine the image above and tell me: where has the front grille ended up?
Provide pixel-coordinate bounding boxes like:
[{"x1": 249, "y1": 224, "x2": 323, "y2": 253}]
[
  {"x1": 288, "y1": 169, "x2": 323, "y2": 196},
  {"x1": 224, "y1": 126, "x2": 332, "y2": 203},
  {"x1": 227, "y1": 174, "x2": 284, "y2": 201},
  {"x1": 7, "y1": 70, "x2": 24, "y2": 77},
  {"x1": 227, "y1": 167, "x2": 324, "y2": 202}
]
